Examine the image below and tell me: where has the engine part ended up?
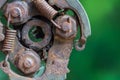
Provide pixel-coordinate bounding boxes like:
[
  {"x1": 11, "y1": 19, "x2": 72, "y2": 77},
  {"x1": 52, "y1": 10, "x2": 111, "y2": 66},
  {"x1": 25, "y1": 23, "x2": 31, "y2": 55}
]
[
  {"x1": 0, "y1": 22, "x2": 5, "y2": 41},
  {"x1": 2, "y1": 29, "x2": 16, "y2": 53},
  {"x1": 22, "y1": 19, "x2": 52, "y2": 51},
  {"x1": 0, "y1": 0, "x2": 91, "y2": 80}
]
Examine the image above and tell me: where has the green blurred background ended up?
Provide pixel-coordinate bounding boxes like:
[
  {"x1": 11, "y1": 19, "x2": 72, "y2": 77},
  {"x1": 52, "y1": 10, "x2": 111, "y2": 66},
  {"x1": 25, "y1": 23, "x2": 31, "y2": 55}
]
[{"x1": 0, "y1": 0, "x2": 120, "y2": 80}]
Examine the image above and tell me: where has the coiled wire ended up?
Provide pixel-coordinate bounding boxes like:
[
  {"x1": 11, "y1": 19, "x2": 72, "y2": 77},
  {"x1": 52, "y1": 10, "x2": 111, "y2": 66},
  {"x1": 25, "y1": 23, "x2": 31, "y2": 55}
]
[
  {"x1": 2, "y1": 29, "x2": 16, "y2": 53},
  {"x1": 33, "y1": 0, "x2": 58, "y2": 20}
]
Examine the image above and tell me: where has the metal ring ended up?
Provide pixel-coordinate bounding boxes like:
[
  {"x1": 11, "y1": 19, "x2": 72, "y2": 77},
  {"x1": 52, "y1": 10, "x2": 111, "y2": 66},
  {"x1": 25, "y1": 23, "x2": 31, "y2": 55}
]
[{"x1": 22, "y1": 19, "x2": 52, "y2": 51}]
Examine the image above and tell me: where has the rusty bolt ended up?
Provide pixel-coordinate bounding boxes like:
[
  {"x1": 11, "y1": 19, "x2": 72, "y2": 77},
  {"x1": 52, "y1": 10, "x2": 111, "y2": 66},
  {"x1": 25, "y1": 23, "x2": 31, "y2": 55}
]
[
  {"x1": 4, "y1": 1, "x2": 30, "y2": 25},
  {"x1": 16, "y1": 50, "x2": 41, "y2": 75}
]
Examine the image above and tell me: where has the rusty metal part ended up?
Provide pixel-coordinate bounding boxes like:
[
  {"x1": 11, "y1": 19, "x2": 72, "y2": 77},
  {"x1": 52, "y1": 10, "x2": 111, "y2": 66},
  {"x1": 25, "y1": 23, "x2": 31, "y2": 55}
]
[
  {"x1": 0, "y1": 22, "x2": 5, "y2": 41},
  {"x1": 7, "y1": 36, "x2": 41, "y2": 76},
  {"x1": 0, "y1": 14, "x2": 77, "y2": 80},
  {"x1": 0, "y1": 0, "x2": 91, "y2": 80},
  {"x1": 55, "y1": 15, "x2": 77, "y2": 39},
  {"x1": 33, "y1": 0, "x2": 58, "y2": 20},
  {"x1": 2, "y1": 29, "x2": 16, "y2": 53},
  {"x1": 14, "y1": 49, "x2": 41, "y2": 75},
  {"x1": 35, "y1": 16, "x2": 77, "y2": 80},
  {"x1": 0, "y1": 0, "x2": 7, "y2": 9},
  {"x1": 0, "y1": 61, "x2": 35, "y2": 80},
  {"x1": 4, "y1": 1, "x2": 30, "y2": 25},
  {"x1": 32, "y1": 0, "x2": 62, "y2": 29},
  {"x1": 22, "y1": 19, "x2": 52, "y2": 51},
  {"x1": 48, "y1": 0, "x2": 91, "y2": 50}
]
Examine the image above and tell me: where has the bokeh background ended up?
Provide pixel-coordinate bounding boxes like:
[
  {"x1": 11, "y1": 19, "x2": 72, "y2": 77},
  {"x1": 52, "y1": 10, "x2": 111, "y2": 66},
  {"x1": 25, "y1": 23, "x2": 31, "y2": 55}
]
[{"x1": 0, "y1": 0, "x2": 120, "y2": 80}]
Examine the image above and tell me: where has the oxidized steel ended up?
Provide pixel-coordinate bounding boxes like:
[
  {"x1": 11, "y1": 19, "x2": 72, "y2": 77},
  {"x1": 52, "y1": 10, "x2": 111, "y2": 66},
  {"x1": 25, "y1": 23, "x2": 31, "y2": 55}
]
[
  {"x1": 22, "y1": 19, "x2": 52, "y2": 51},
  {"x1": 4, "y1": 1, "x2": 30, "y2": 25},
  {"x1": 0, "y1": 22, "x2": 5, "y2": 41},
  {"x1": 15, "y1": 49, "x2": 41, "y2": 75},
  {"x1": 55, "y1": 15, "x2": 77, "y2": 39},
  {"x1": 0, "y1": 0, "x2": 91, "y2": 80},
  {"x1": 33, "y1": 0, "x2": 58, "y2": 20}
]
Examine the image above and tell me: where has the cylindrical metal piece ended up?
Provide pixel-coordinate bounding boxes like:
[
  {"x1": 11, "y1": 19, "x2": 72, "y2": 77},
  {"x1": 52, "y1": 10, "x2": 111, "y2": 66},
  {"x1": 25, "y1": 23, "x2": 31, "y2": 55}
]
[
  {"x1": 2, "y1": 29, "x2": 16, "y2": 53},
  {"x1": 33, "y1": 0, "x2": 58, "y2": 20}
]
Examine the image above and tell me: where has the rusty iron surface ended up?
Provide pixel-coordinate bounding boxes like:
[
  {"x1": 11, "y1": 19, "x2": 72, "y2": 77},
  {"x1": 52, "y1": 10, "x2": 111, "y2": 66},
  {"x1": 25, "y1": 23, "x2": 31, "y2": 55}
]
[
  {"x1": 0, "y1": 0, "x2": 7, "y2": 9},
  {"x1": 0, "y1": 0, "x2": 91, "y2": 80},
  {"x1": 21, "y1": 19, "x2": 52, "y2": 51},
  {"x1": 0, "y1": 21, "x2": 5, "y2": 41}
]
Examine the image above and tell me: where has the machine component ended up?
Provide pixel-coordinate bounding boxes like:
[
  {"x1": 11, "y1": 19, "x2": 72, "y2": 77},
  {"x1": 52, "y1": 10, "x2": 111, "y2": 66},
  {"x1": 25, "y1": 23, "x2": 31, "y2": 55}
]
[
  {"x1": 0, "y1": 14, "x2": 77, "y2": 80},
  {"x1": 33, "y1": 0, "x2": 62, "y2": 29},
  {"x1": 48, "y1": 0, "x2": 91, "y2": 50},
  {"x1": 22, "y1": 19, "x2": 52, "y2": 51},
  {"x1": 33, "y1": 0, "x2": 57, "y2": 20},
  {"x1": 2, "y1": 29, "x2": 16, "y2": 53},
  {"x1": 4, "y1": 1, "x2": 30, "y2": 25},
  {"x1": 0, "y1": 61, "x2": 34, "y2": 80},
  {"x1": 0, "y1": 22, "x2": 5, "y2": 41},
  {"x1": 14, "y1": 49, "x2": 41, "y2": 75},
  {"x1": 35, "y1": 15, "x2": 77, "y2": 80},
  {"x1": 0, "y1": 0, "x2": 91, "y2": 80}
]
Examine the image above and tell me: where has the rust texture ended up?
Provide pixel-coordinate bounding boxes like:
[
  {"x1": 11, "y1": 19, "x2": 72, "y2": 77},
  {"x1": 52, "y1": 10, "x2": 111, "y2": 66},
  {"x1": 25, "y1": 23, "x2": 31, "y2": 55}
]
[
  {"x1": 0, "y1": 21, "x2": 5, "y2": 41},
  {"x1": 33, "y1": 0, "x2": 58, "y2": 20},
  {"x1": 0, "y1": 0, "x2": 91, "y2": 80}
]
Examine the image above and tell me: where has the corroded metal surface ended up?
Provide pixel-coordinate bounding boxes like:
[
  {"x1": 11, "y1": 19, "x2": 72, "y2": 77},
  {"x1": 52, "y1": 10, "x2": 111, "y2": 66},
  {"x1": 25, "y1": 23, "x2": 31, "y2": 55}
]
[
  {"x1": 2, "y1": 29, "x2": 16, "y2": 53},
  {"x1": 0, "y1": 0, "x2": 7, "y2": 9},
  {"x1": 0, "y1": 22, "x2": 5, "y2": 41},
  {"x1": 48, "y1": 0, "x2": 91, "y2": 50},
  {"x1": 15, "y1": 49, "x2": 41, "y2": 75},
  {"x1": 22, "y1": 19, "x2": 52, "y2": 51},
  {"x1": 4, "y1": 1, "x2": 30, "y2": 25},
  {"x1": 0, "y1": 0, "x2": 91, "y2": 80},
  {"x1": 33, "y1": 0, "x2": 58, "y2": 20}
]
